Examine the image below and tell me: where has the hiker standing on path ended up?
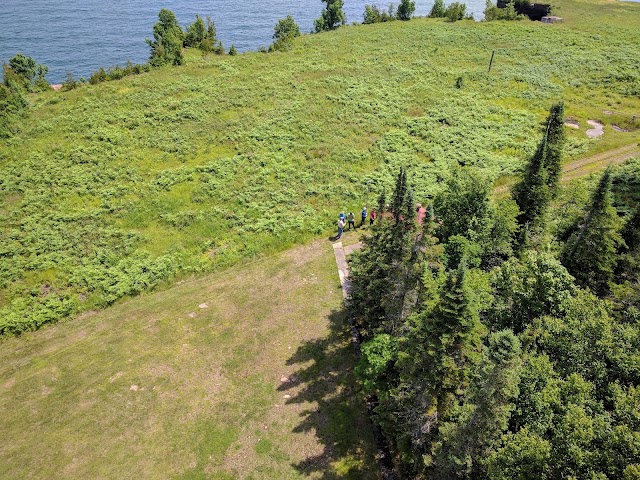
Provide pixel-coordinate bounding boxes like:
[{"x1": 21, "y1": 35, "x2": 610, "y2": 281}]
[
  {"x1": 370, "y1": 209, "x2": 376, "y2": 226},
  {"x1": 337, "y1": 217, "x2": 345, "y2": 239},
  {"x1": 347, "y1": 212, "x2": 356, "y2": 230},
  {"x1": 361, "y1": 207, "x2": 367, "y2": 227}
]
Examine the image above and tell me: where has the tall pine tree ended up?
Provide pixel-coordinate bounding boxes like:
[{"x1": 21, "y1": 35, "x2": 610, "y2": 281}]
[
  {"x1": 562, "y1": 168, "x2": 623, "y2": 295},
  {"x1": 512, "y1": 101, "x2": 566, "y2": 238},
  {"x1": 513, "y1": 137, "x2": 550, "y2": 235},
  {"x1": 392, "y1": 259, "x2": 486, "y2": 474},
  {"x1": 543, "y1": 101, "x2": 566, "y2": 197}
]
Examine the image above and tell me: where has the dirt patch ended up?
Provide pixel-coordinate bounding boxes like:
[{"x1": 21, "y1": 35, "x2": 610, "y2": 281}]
[
  {"x1": 3, "y1": 377, "x2": 16, "y2": 389},
  {"x1": 586, "y1": 120, "x2": 604, "y2": 138},
  {"x1": 612, "y1": 124, "x2": 631, "y2": 133},
  {"x1": 565, "y1": 118, "x2": 580, "y2": 129}
]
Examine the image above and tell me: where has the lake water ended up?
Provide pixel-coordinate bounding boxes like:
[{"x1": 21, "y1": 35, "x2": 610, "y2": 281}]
[{"x1": 1, "y1": 0, "x2": 487, "y2": 83}]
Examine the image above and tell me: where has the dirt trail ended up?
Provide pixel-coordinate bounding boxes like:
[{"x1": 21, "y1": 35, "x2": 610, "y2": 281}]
[{"x1": 494, "y1": 143, "x2": 640, "y2": 195}]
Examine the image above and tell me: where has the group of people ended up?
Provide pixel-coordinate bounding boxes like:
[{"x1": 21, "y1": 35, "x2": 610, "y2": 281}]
[{"x1": 336, "y1": 207, "x2": 376, "y2": 239}]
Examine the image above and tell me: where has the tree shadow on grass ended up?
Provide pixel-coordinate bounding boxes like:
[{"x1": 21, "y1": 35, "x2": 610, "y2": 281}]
[{"x1": 280, "y1": 308, "x2": 377, "y2": 479}]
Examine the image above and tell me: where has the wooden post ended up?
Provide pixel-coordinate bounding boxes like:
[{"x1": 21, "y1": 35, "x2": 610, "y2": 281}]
[{"x1": 488, "y1": 50, "x2": 495, "y2": 73}]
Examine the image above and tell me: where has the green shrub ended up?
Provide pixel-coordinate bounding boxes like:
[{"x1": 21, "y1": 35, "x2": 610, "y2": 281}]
[
  {"x1": 270, "y1": 16, "x2": 301, "y2": 51},
  {"x1": 363, "y1": 4, "x2": 396, "y2": 24},
  {"x1": 445, "y1": 2, "x2": 468, "y2": 21}
]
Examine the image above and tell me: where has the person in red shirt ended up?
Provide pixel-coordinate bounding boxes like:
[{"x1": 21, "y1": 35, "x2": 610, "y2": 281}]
[{"x1": 369, "y1": 209, "x2": 376, "y2": 226}]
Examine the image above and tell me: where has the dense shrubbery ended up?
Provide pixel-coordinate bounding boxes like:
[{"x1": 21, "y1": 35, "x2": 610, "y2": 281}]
[
  {"x1": 0, "y1": 7, "x2": 638, "y2": 335},
  {"x1": 349, "y1": 144, "x2": 640, "y2": 477},
  {"x1": 363, "y1": 4, "x2": 397, "y2": 24},
  {"x1": 89, "y1": 62, "x2": 151, "y2": 85}
]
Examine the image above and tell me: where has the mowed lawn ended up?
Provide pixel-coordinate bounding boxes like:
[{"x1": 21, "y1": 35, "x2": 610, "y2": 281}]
[{"x1": 0, "y1": 239, "x2": 375, "y2": 479}]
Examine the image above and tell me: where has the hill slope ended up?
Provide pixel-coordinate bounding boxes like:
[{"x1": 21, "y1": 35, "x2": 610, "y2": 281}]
[{"x1": 1, "y1": 0, "x2": 639, "y2": 332}]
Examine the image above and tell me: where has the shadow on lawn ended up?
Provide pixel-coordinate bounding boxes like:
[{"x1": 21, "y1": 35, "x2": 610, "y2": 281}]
[{"x1": 280, "y1": 308, "x2": 377, "y2": 479}]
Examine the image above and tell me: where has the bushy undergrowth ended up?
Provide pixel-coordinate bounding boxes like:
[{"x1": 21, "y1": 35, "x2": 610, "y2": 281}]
[{"x1": 0, "y1": 0, "x2": 639, "y2": 334}]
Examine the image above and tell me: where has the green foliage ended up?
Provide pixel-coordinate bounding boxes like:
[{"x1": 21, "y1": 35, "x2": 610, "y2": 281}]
[
  {"x1": 429, "y1": 0, "x2": 447, "y2": 17},
  {"x1": 88, "y1": 62, "x2": 150, "y2": 85},
  {"x1": 5, "y1": 54, "x2": 49, "y2": 93},
  {"x1": 270, "y1": 16, "x2": 301, "y2": 52},
  {"x1": 184, "y1": 15, "x2": 207, "y2": 48},
  {"x1": 147, "y1": 8, "x2": 184, "y2": 66},
  {"x1": 543, "y1": 101, "x2": 566, "y2": 197},
  {"x1": 484, "y1": 0, "x2": 525, "y2": 21},
  {"x1": 562, "y1": 169, "x2": 624, "y2": 295},
  {"x1": 433, "y1": 330, "x2": 522, "y2": 478},
  {"x1": 445, "y1": 2, "x2": 468, "y2": 22},
  {"x1": 356, "y1": 333, "x2": 398, "y2": 394},
  {"x1": 228, "y1": 44, "x2": 238, "y2": 56},
  {"x1": 435, "y1": 167, "x2": 492, "y2": 243},
  {"x1": 490, "y1": 251, "x2": 576, "y2": 333},
  {"x1": 314, "y1": 0, "x2": 346, "y2": 32},
  {"x1": 62, "y1": 73, "x2": 82, "y2": 91},
  {"x1": 396, "y1": 0, "x2": 416, "y2": 21},
  {"x1": 0, "y1": 66, "x2": 28, "y2": 138},
  {"x1": 486, "y1": 427, "x2": 552, "y2": 479},
  {"x1": 363, "y1": 4, "x2": 396, "y2": 24}
]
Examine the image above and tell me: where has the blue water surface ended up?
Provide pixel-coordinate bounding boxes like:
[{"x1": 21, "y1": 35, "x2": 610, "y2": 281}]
[{"x1": 0, "y1": 0, "x2": 487, "y2": 83}]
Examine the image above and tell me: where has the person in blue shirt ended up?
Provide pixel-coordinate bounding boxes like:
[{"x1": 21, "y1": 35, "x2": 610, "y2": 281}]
[{"x1": 360, "y1": 207, "x2": 367, "y2": 227}]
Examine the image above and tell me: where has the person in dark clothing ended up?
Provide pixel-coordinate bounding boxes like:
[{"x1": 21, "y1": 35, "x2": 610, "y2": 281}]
[{"x1": 347, "y1": 212, "x2": 356, "y2": 230}]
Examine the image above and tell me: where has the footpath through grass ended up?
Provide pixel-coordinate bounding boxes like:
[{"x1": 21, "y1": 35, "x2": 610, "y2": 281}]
[{"x1": 0, "y1": 239, "x2": 376, "y2": 479}]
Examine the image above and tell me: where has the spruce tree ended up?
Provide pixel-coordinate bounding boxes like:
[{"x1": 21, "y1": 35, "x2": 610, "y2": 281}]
[
  {"x1": 562, "y1": 169, "x2": 623, "y2": 295},
  {"x1": 184, "y1": 15, "x2": 206, "y2": 48},
  {"x1": 512, "y1": 137, "x2": 550, "y2": 236},
  {"x1": 393, "y1": 259, "x2": 485, "y2": 473},
  {"x1": 512, "y1": 101, "x2": 566, "y2": 236},
  {"x1": 433, "y1": 330, "x2": 522, "y2": 478},
  {"x1": 148, "y1": 9, "x2": 185, "y2": 66},
  {"x1": 543, "y1": 101, "x2": 566, "y2": 198},
  {"x1": 429, "y1": 0, "x2": 447, "y2": 17},
  {"x1": 314, "y1": 0, "x2": 346, "y2": 32},
  {"x1": 621, "y1": 207, "x2": 640, "y2": 252}
]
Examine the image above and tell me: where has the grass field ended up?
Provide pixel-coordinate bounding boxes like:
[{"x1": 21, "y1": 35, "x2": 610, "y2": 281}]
[
  {"x1": 0, "y1": 239, "x2": 376, "y2": 479},
  {"x1": 1, "y1": 0, "x2": 639, "y2": 333}
]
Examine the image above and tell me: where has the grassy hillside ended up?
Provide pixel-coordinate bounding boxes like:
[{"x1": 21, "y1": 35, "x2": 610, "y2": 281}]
[
  {"x1": 0, "y1": 240, "x2": 376, "y2": 479},
  {"x1": 1, "y1": 0, "x2": 640, "y2": 333}
]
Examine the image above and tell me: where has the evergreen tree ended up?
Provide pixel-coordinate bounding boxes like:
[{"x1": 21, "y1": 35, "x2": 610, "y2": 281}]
[
  {"x1": 397, "y1": 0, "x2": 417, "y2": 20},
  {"x1": 434, "y1": 168, "x2": 492, "y2": 244},
  {"x1": 392, "y1": 259, "x2": 485, "y2": 473},
  {"x1": 199, "y1": 17, "x2": 220, "y2": 52},
  {"x1": 184, "y1": 15, "x2": 206, "y2": 47},
  {"x1": 512, "y1": 102, "x2": 566, "y2": 236},
  {"x1": 543, "y1": 101, "x2": 566, "y2": 198},
  {"x1": 314, "y1": 0, "x2": 346, "y2": 32},
  {"x1": 433, "y1": 330, "x2": 523, "y2": 478},
  {"x1": 512, "y1": 136, "x2": 550, "y2": 236},
  {"x1": 562, "y1": 169, "x2": 624, "y2": 295},
  {"x1": 621, "y1": 207, "x2": 640, "y2": 253},
  {"x1": 429, "y1": 0, "x2": 447, "y2": 17},
  {"x1": 147, "y1": 9, "x2": 184, "y2": 66},
  {"x1": 270, "y1": 16, "x2": 301, "y2": 51}
]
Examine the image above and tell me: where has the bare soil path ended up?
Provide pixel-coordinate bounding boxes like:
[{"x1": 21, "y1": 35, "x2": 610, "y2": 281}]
[{"x1": 494, "y1": 143, "x2": 640, "y2": 195}]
